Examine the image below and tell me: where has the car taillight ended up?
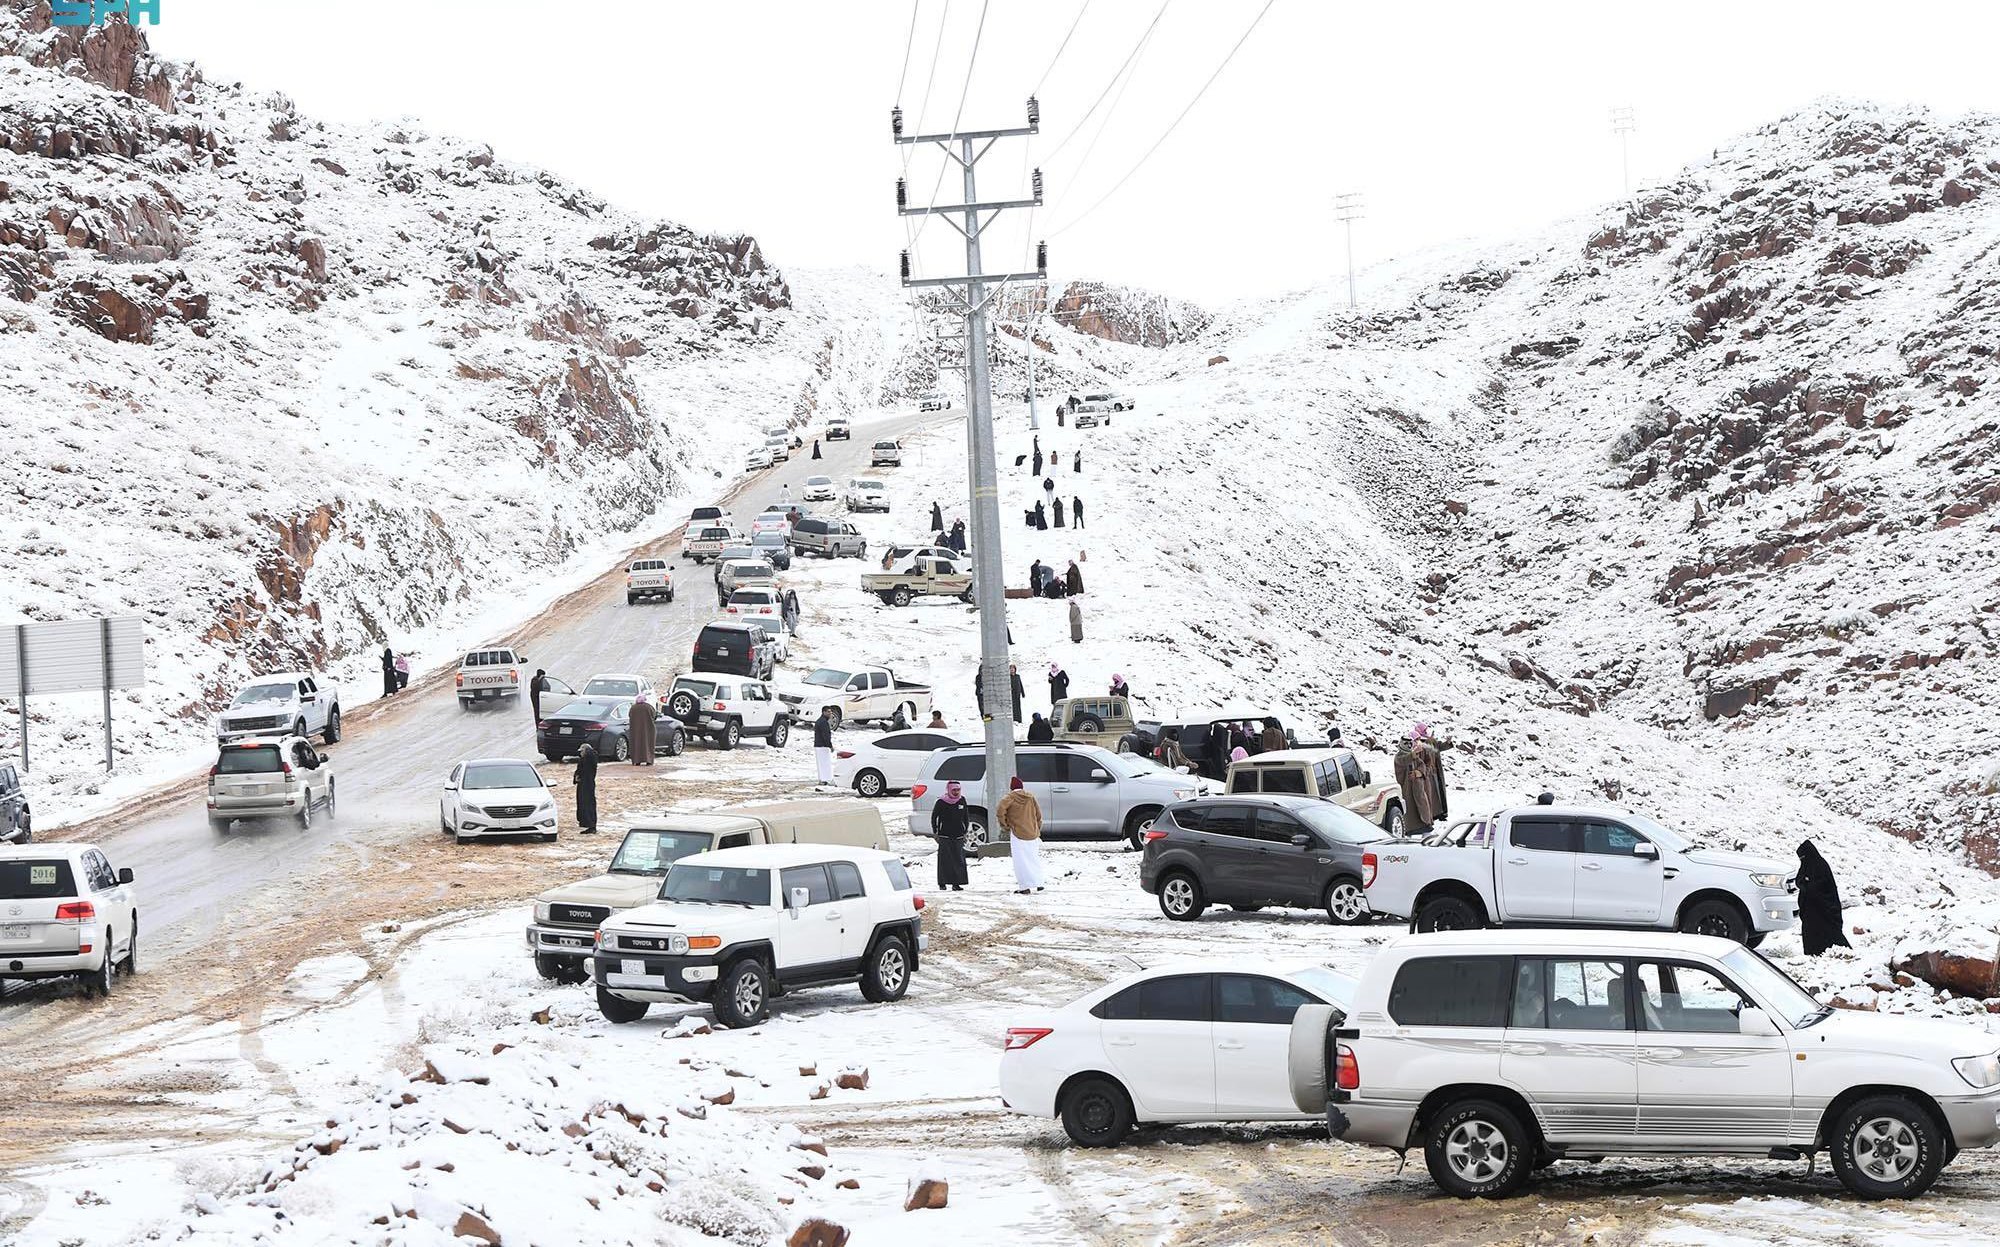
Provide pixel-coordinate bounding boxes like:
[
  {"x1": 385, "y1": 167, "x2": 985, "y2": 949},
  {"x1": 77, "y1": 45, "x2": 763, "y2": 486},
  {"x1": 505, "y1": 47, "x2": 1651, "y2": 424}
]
[
  {"x1": 912, "y1": 894, "x2": 926, "y2": 910},
  {"x1": 1335, "y1": 1043, "x2": 1360, "y2": 1091},
  {"x1": 55, "y1": 901, "x2": 95, "y2": 924},
  {"x1": 726, "y1": 606, "x2": 739, "y2": 613},
  {"x1": 455, "y1": 672, "x2": 464, "y2": 688},
  {"x1": 835, "y1": 751, "x2": 855, "y2": 759},
  {"x1": 713, "y1": 702, "x2": 727, "y2": 712},
  {"x1": 1362, "y1": 852, "x2": 1377, "y2": 888},
  {"x1": 585, "y1": 722, "x2": 606, "y2": 731},
  {"x1": 1004, "y1": 1028, "x2": 1052, "y2": 1051},
  {"x1": 208, "y1": 764, "x2": 218, "y2": 777},
  {"x1": 535, "y1": 721, "x2": 548, "y2": 731},
  {"x1": 509, "y1": 668, "x2": 518, "y2": 682},
  {"x1": 910, "y1": 784, "x2": 927, "y2": 800},
  {"x1": 1142, "y1": 829, "x2": 1168, "y2": 842},
  {"x1": 625, "y1": 574, "x2": 632, "y2": 586},
  {"x1": 282, "y1": 762, "x2": 293, "y2": 776}
]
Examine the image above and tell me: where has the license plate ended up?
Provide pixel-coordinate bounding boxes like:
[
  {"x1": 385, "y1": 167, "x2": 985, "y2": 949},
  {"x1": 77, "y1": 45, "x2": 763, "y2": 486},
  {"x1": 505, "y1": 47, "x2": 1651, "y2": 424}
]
[
  {"x1": 551, "y1": 935, "x2": 589, "y2": 949},
  {"x1": 246, "y1": 785, "x2": 270, "y2": 795},
  {"x1": 620, "y1": 958, "x2": 646, "y2": 975},
  {"x1": 559, "y1": 725, "x2": 573, "y2": 735},
  {"x1": 716, "y1": 647, "x2": 730, "y2": 656},
  {"x1": 1, "y1": 924, "x2": 27, "y2": 940}
]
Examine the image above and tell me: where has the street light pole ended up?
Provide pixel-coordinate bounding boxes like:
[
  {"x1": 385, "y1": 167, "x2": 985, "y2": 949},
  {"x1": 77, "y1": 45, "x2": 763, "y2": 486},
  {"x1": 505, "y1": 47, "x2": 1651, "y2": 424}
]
[
  {"x1": 1611, "y1": 105, "x2": 1637, "y2": 197},
  {"x1": 1335, "y1": 191, "x2": 1364, "y2": 310}
]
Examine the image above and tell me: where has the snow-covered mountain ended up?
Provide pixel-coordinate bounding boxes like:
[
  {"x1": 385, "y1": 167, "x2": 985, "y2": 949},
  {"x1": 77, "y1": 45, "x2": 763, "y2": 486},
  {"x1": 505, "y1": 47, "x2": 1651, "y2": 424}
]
[{"x1": 0, "y1": 2, "x2": 906, "y2": 806}]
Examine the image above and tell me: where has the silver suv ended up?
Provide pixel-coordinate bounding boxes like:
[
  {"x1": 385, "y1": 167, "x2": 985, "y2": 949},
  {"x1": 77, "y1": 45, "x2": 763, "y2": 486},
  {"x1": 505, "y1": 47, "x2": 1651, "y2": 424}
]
[
  {"x1": 207, "y1": 736, "x2": 336, "y2": 830},
  {"x1": 908, "y1": 742, "x2": 1217, "y2": 850}
]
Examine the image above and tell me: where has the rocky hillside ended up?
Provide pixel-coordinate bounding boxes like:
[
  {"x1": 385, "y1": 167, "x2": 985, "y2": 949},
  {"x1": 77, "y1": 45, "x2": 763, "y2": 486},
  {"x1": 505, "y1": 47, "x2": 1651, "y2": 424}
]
[
  {"x1": 1051, "y1": 279, "x2": 1210, "y2": 348},
  {"x1": 0, "y1": 1, "x2": 899, "y2": 806}
]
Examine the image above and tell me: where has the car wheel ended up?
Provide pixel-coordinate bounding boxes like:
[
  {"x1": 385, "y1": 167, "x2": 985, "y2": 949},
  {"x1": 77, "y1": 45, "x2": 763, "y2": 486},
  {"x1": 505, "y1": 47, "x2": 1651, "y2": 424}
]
[
  {"x1": 1830, "y1": 1095, "x2": 1945, "y2": 1199},
  {"x1": 859, "y1": 935, "x2": 911, "y2": 1003},
  {"x1": 1325, "y1": 877, "x2": 1370, "y2": 925},
  {"x1": 627, "y1": 593, "x2": 637, "y2": 605},
  {"x1": 294, "y1": 718, "x2": 307, "y2": 740},
  {"x1": 666, "y1": 589, "x2": 675, "y2": 603},
  {"x1": 1158, "y1": 871, "x2": 1206, "y2": 921},
  {"x1": 612, "y1": 734, "x2": 631, "y2": 763},
  {"x1": 855, "y1": 769, "x2": 887, "y2": 798},
  {"x1": 325, "y1": 777, "x2": 336, "y2": 821},
  {"x1": 720, "y1": 721, "x2": 741, "y2": 750},
  {"x1": 1060, "y1": 1076, "x2": 1135, "y2": 1148},
  {"x1": 1424, "y1": 1098, "x2": 1531, "y2": 1198},
  {"x1": 712, "y1": 958, "x2": 771, "y2": 1028},
  {"x1": 826, "y1": 707, "x2": 843, "y2": 730},
  {"x1": 299, "y1": 794, "x2": 313, "y2": 831},
  {"x1": 890, "y1": 587, "x2": 913, "y2": 607},
  {"x1": 768, "y1": 718, "x2": 790, "y2": 749},
  {"x1": 1075, "y1": 715, "x2": 1104, "y2": 734},
  {"x1": 1384, "y1": 803, "x2": 1405, "y2": 836},
  {"x1": 664, "y1": 728, "x2": 684, "y2": 757},
  {"x1": 1678, "y1": 897, "x2": 1749, "y2": 944},
  {"x1": 595, "y1": 985, "x2": 650, "y2": 1024},
  {"x1": 324, "y1": 707, "x2": 341, "y2": 743},
  {"x1": 1414, "y1": 893, "x2": 1482, "y2": 933},
  {"x1": 88, "y1": 933, "x2": 115, "y2": 997},
  {"x1": 668, "y1": 691, "x2": 699, "y2": 722},
  {"x1": 123, "y1": 920, "x2": 140, "y2": 975},
  {"x1": 1122, "y1": 806, "x2": 1161, "y2": 851},
  {"x1": 535, "y1": 953, "x2": 581, "y2": 982}
]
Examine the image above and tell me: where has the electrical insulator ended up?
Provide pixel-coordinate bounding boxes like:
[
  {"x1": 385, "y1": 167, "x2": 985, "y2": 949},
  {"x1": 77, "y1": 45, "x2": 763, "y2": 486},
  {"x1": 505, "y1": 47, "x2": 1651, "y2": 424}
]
[
  {"x1": 896, "y1": 178, "x2": 908, "y2": 210},
  {"x1": 1036, "y1": 240, "x2": 1048, "y2": 273},
  {"x1": 891, "y1": 106, "x2": 904, "y2": 138},
  {"x1": 1026, "y1": 96, "x2": 1040, "y2": 129},
  {"x1": 1032, "y1": 168, "x2": 1044, "y2": 203},
  {"x1": 900, "y1": 250, "x2": 911, "y2": 283}
]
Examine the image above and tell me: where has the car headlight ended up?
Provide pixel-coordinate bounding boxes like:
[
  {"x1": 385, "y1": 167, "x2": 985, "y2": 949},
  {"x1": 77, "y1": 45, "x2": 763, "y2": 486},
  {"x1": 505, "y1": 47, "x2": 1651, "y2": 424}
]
[
  {"x1": 535, "y1": 902, "x2": 552, "y2": 923},
  {"x1": 1749, "y1": 872, "x2": 1789, "y2": 889},
  {"x1": 1954, "y1": 1053, "x2": 2000, "y2": 1089}
]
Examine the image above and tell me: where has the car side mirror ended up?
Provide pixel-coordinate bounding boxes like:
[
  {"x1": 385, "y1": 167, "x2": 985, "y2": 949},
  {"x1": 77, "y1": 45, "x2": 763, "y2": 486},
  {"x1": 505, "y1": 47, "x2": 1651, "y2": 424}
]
[
  {"x1": 1632, "y1": 841, "x2": 1659, "y2": 860},
  {"x1": 444, "y1": 783, "x2": 457, "y2": 792},
  {"x1": 1090, "y1": 768, "x2": 1110, "y2": 780},
  {"x1": 1361, "y1": 769, "x2": 1372, "y2": 785},
  {"x1": 1290, "y1": 833, "x2": 1311, "y2": 849},
  {"x1": 1738, "y1": 1007, "x2": 1780, "y2": 1037},
  {"x1": 788, "y1": 886, "x2": 811, "y2": 914},
  {"x1": 118, "y1": 868, "x2": 134, "y2": 885}
]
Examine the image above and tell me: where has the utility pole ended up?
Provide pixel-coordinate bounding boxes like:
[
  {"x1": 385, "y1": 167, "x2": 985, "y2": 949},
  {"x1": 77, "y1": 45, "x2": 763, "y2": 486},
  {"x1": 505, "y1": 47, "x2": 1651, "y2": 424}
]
[
  {"x1": 1335, "y1": 191, "x2": 1363, "y2": 309},
  {"x1": 895, "y1": 98, "x2": 1047, "y2": 825},
  {"x1": 1611, "y1": 105, "x2": 1636, "y2": 197}
]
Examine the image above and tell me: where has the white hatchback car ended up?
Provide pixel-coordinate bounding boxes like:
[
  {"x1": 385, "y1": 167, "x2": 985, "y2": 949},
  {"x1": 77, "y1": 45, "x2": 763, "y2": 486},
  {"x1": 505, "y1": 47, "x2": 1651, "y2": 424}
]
[
  {"x1": 0, "y1": 843, "x2": 138, "y2": 997},
  {"x1": 441, "y1": 758, "x2": 561, "y2": 842},
  {"x1": 836, "y1": 728, "x2": 961, "y2": 798},
  {"x1": 999, "y1": 961, "x2": 1356, "y2": 1146}
]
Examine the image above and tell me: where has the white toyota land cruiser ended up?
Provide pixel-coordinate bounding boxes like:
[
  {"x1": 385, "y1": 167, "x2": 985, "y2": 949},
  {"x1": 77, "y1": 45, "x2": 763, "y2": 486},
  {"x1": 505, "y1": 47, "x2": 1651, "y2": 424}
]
[
  {"x1": 1288, "y1": 929, "x2": 2000, "y2": 1201},
  {"x1": 590, "y1": 844, "x2": 926, "y2": 1028}
]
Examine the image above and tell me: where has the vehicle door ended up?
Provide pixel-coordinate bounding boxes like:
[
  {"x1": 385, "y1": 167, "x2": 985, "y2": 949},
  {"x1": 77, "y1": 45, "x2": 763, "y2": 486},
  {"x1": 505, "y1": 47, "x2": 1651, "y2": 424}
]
[
  {"x1": 737, "y1": 683, "x2": 776, "y2": 731},
  {"x1": 1499, "y1": 816, "x2": 1577, "y2": 920},
  {"x1": 1250, "y1": 808, "x2": 1322, "y2": 906},
  {"x1": 291, "y1": 740, "x2": 323, "y2": 804},
  {"x1": 1502, "y1": 956, "x2": 1639, "y2": 1146},
  {"x1": 777, "y1": 863, "x2": 844, "y2": 972},
  {"x1": 826, "y1": 861, "x2": 874, "y2": 962},
  {"x1": 1213, "y1": 973, "x2": 1323, "y2": 1117},
  {"x1": 443, "y1": 762, "x2": 465, "y2": 824},
  {"x1": 867, "y1": 671, "x2": 892, "y2": 716},
  {"x1": 1633, "y1": 959, "x2": 1793, "y2": 1145},
  {"x1": 1049, "y1": 752, "x2": 1117, "y2": 836},
  {"x1": 1571, "y1": 819, "x2": 1666, "y2": 924},
  {"x1": 0, "y1": 765, "x2": 20, "y2": 831},
  {"x1": 540, "y1": 676, "x2": 577, "y2": 716},
  {"x1": 1014, "y1": 751, "x2": 1067, "y2": 833},
  {"x1": 841, "y1": 672, "x2": 869, "y2": 716},
  {"x1": 1191, "y1": 803, "x2": 1262, "y2": 901},
  {"x1": 295, "y1": 678, "x2": 319, "y2": 732},
  {"x1": 1096, "y1": 973, "x2": 1216, "y2": 1117},
  {"x1": 85, "y1": 848, "x2": 135, "y2": 958}
]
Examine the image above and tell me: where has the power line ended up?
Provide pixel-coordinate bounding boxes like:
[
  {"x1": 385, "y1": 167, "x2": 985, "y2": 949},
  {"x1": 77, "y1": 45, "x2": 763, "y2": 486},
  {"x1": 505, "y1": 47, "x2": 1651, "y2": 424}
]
[
  {"x1": 907, "y1": 0, "x2": 992, "y2": 252},
  {"x1": 903, "y1": 0, "x2": 953, "y2": 177},
  {"x1": 1047, "y1": 0, "x2": 1276, "y2": 238},
  {"x1": 1051, "y1": 9, "x2": 1162, "y2": 193},
  {"x1": 895, "y1": 0, "x2": 922, "y2": 105},
  {"x1": 1032, "y1": 0, "x2": 1094, "y2": 96},
  {"x1": 1043, "y1": 0, "x2": 1170, "y2": 163}
]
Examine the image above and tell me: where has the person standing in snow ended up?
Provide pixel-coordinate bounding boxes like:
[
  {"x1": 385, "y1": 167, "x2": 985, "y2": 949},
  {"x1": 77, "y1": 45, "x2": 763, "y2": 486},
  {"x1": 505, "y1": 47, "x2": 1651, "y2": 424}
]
[
  {"x1": 1205, "y1": 720, "x2": 1232, "y2": 780},
  {"x1": 1028, "y1": 560, "x2": 1046, "y2": 596},
  {"x1": 529, "y1": 668, "x2": 550, "y2": 724},
  {"x1": 1008, "y1": 663, "x2": 1024, "y2": 723},
  {"x1": 780, "y1": 482, "x2": 791, "y2": 506},
  {"x1": 811, "y1": 438, "x2": 822, "y2": 459},
  {"x1": 1072, "y1": 448, "x2": 1083, "y2": 473},
  {"x1": 1072, "y1": 496, "x2": 1084, "y2": 529},
  {"x1": 380, "y1": 646, "x2": 397, "y2": 698},
  {"x1": 1414, "y1": 723, "x2": 1449, "y2": 822},
  {"x1": 1393, "y1": 726, "x2": 1442, "y2": 837},
  {"x1": 394, "y1": 653, "x2": 410, "y2": 690},
  {"x1": 1052, "y1": 496, "x2": 1065, "y2": 528},
  {"x1": 629, "y1": 693, "x2": 657, "y2": 766},
  {"x1": 930, "y1": 500, "x2": 944, "y2": 532},
  {"x1": 1068, "y1": 597, "x2": 1084, "y2": 644},
  {"x1": 998, "y1": 778, "x2": 1045, "y2": 894},
  {"x1": 1033, "y1": 447, "x2": 1044, "y2": 477},
  {"x1": 1064, "y1": 560, "x2": 1083, "y2": 596},
  {"x1": 950, "y1": 519, "x2": 967, "y2": 553},
  {"x1": 1109, "y1": 673, "x2": 1130, "y2": 699},
  {"x1": 1043, "y1": 476, "x2": 1057, "y2": 511},
  {"x1": 930, "y1": 782, "x2": 971, "y2": 891},
  {"x1": 813, "y1": 705, "x2": 836, "y2": 785},
  {"x1": 1033, "y1": 501, "x2": 1047, "y2": 530},
  {"x1": 1796, "y1": 840, "x2": 1851, "y2": 954},
  {"x1": 574, "y1": 743, "x2": 599, "y2": 834},
  {"x1": 1258, "y1": 717, "x2": 1286, "y2": 754},
  {"x1": 1026, "y1": 712, "x2": 1055, "y2": 743},
  {"x1": 1048, "y1": 663, "x2": 1070, "y2": 708}
]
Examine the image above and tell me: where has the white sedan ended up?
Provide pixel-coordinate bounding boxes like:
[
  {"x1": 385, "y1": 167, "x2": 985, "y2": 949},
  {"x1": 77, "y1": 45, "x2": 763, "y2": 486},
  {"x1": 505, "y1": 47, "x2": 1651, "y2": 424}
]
[
  {"x1": 441, "y1": 758, "x2": 561, "y2": 842},
  {"x1": 999, "y1": 961, "x2": 1356, "y2": 1146},
  {"x1": 836, "y1": 728, "x2": 961, "y2": 798},
  {"x1": 745, "y1": 447, "x2": 774, "y2": 471},
  {"x1": 578, "y1": 672, "x2": 656, "y2": 705},
  {"x1": 802, "y1": 475, "x2": 837, "y2": 502}
]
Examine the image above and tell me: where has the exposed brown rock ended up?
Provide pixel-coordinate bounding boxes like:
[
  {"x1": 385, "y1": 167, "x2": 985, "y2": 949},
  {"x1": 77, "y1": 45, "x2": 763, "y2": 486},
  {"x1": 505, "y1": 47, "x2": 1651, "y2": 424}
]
[
  {"x1": 787, "y1": 1219, "x2": 849, "y2": 1247},
  {"x1": 904, "y1": 1177, "x2": 949, "y2": 1211}
]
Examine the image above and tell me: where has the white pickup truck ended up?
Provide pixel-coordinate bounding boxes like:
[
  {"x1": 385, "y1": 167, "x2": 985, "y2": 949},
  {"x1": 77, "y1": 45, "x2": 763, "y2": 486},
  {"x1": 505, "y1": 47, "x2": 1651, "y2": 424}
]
[
  {"x1": 457, "y1": 647, "x2": 528, "y2": 709},
  {"x1": 216, "y1": 672, "x2": 341, "y2": 744},
  {"x1": 1363, "y1": 804, "x2": 1799, "y2": 946},
  {"x1": 777, "y1": 665, "x2": 932, "y2": 730}
]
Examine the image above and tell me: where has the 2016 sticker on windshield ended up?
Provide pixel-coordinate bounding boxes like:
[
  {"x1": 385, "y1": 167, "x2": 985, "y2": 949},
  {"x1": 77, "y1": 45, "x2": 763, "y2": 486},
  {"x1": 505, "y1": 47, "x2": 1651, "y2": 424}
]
[{"x1": 29, "y1": 865, "x2": 57, "y2": 886}]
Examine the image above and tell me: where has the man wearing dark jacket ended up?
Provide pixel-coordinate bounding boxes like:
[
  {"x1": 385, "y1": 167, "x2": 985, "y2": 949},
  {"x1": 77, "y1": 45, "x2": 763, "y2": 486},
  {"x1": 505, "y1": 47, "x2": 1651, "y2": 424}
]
[
  {"x1": 1048, "y1": 663, "x2": 1070, "y2": 709},
  {"x1": 1064, "y1": 561, "x2": 1083, "y2": 596},
  {"x1": 813, "y1": 705, "x2": 836, "y2": 785},
  {"x1": 1205, "y1": 720, "x2": 1231, "y2": 780},
  {"x1": 930, "y1": 501, "x2": 944, "y2": 532},
  {"x1": 1072, "y1": 496, "x2": 1084, "y2": 529},
  {"x1": 529, "y1": 669, "x2": 550, "y2": 723},
  {"x1": 1026, "y1": 712, "x2": 1055, "y2": 743},
  {"x1": 1008, "y1": 664, "x2": 1024, "y2": 723}
]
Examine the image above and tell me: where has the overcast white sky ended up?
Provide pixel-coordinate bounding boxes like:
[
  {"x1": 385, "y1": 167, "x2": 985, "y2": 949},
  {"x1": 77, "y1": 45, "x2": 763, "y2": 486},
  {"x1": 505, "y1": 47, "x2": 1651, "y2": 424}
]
[{"x1": 148, "y1": 1, "x2": 2000, "y2": 304}]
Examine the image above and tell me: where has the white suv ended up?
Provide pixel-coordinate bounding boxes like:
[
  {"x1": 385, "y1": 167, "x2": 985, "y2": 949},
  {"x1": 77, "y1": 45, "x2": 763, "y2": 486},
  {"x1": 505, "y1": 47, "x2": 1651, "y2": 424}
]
[
  {"x1": 0, "y1": 843, "x2": 138, "y2": 997},
  {"x1": 208, "y1": 736, "x2": 336, "y2": 830},
  {"x1": 591, "y1": 844, "x2": 926, "y2": 1028},
  {"x1": 665, "y1": 672, "x2": 794, "y2": 750},
  {"x1": 1289, "y1": 928, "x2": 2000, "y2": 1201}
]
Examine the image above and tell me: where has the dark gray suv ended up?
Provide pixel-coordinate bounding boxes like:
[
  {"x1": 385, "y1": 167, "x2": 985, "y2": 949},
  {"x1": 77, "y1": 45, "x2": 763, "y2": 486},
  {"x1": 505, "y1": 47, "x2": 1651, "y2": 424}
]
[{"x1": 1139, "y1": 794, "x2": 1387, "y2": 925}]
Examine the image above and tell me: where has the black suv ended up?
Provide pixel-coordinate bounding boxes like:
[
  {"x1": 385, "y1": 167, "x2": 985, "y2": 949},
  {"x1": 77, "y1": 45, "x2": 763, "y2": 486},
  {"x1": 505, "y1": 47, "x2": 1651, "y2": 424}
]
[
  {"x1": 1139, "y1": 794, "x2": 1385, "y2": 925},
  {"x1": 0, "y1": 763, "x2": 28, "y2": 843},
  {"x1": 692, "y1": 621, "x2": 776, "y2": 680}
]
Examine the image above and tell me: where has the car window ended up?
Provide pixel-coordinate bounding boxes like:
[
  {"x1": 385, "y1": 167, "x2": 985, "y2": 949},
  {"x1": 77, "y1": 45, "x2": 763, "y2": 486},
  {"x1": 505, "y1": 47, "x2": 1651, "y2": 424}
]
[
  {"x1": 881, "y1": 859, "x2": 913, "y2": 890},
  {"x1": 828, "y1": 861, "x2": 866, "y2": 901},
  {"x1": 1261, "y1": 767, "x2": 1309, "y2": 796},
  {"x1": 1636, "y1": 962, "x2": 1751, "y2": 1033},
  {"x1": 1016, "y1": 752, "x2": 1063, "y2": 784},
  {"x1": 1580, "y1": 821, "x2": 1647, "y2": 856},
  {"x1": 1511, "y1": 958, "x2": 1630, "y2": 1031},
  {"x1": 1059, "y1": 754, "x2": 1112, "y2": 783},
  {"x1": 1252, "y1": 809, "x2": 1306, "y2": 844},
  {"x1": 845, "y1": 675, "x2": 867, "y2": 691},
  {"x1": 1200, "y1": 805, "x2": 1255, "y2": 840},
  {"x1": 1167, "y1": 804, "x2": 1206, "y2": 832},
  {"x1": 870, "y1": 672, "x2": 889, "y2": 690},
  {"x1": 1215, "y1": 975, "x2": 1318, "y2": 1025},
  {"x1": 716, "y1": 833, "x2": 751, "y2": 850},
  {"x1": 1227, "y1": 771, "x2": 1259, "y2": 793},
  {"x1": 1099, "y1": 973, "x2": 1210, "y2": 1022},
  {"x1": 216, "y1": 744, "x2": 285, "y2": 775},
  {"x1": 1510, "y1": 818, "x2": 1575, "y2": 853},
  {"x1": 1313, "y1": 761, "x2": 1339, "y2": 797},
  {"x1": 0, "y1": 857, "x2": 77, "y2": 899},
  {"x1": 781, "y1": 864, "x2": 834, "y2": 906},
  {"x1": 935, "y1": 755, "x2": 983, "y2": 782},
  {"x1": 1387, "y1": 957, "x2": 1513, "y2": 1027},
  {"x1": 1339, "y1": 754, "x2": 1364, "y2": 787}
]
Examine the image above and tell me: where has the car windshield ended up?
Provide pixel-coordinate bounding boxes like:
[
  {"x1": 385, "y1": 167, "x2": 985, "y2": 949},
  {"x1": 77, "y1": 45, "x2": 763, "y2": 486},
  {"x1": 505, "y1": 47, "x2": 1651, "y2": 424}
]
[
  {"x1": 1, "y1": 859, "x2": 78, "y2": 899},
  {"x1": 1622, "y1": 812, "x2": 1691, "y2": 853},
  {"x1": 807, "y1": 477, "x2": 832, "y2": 486},
  {"x1": 730, "y1": 563, "x2": 774, "y2": 579},
  {"x1": 582, "y1": 678, "x2": 640, "y2": 697},
  {"x1": 855, "y1": 480, "x2": 884, "y2": 491},
  {"x1": 610, "y1": 829, "x2": 715, "y2": 874},
  {"x1": 1114, "y1": 754, "x2": 1171, "y2": 779},
  {"x1": 661, "y1": 865, "x2": 771, "y2": 907},
  {"x1": 464, "y1": 762, "x2": 542, "y2": 790},
  {"x1": 1297, "y1": 803, "x2": 1388, "y2": 844},
  {"x1": 804, "y1": 669, "x2": 851, "y2": 689},
  {"x1": 719, "y1": 546, "x2": 755, "y2": 562},
  {"x1": 1289, "y1": 966, "x2": 1359, "y2": 1012},
  {"x1": 215, "y1": 744, "x2": 284, "y2": 774},
  {"x1": 233, "y1": 683, "x2": 295, "y2": 705},
  {"x1": 752, "y1": 532, "x2": 783, "y2": 547},
  {"x1": 733, "y1": 591, "x2": 775, "y2": 605},
  {"x1": 1721, "y1": 947, "x2": 1827, "y2": 1028}
]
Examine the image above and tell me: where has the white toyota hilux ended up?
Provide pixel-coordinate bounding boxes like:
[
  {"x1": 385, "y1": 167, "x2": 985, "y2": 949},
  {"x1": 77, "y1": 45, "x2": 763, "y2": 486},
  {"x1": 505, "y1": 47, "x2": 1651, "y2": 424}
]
[{"x1": 1288, "y1": 929, "x2": 2000, "y2": 1201}]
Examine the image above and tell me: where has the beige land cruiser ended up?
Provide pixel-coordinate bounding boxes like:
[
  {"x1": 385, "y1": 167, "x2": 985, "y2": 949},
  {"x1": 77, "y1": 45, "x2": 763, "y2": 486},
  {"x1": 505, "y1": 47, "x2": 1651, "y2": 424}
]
[{"x1": 1225, "y1": 748, "x2": 1406, "y2": 834}]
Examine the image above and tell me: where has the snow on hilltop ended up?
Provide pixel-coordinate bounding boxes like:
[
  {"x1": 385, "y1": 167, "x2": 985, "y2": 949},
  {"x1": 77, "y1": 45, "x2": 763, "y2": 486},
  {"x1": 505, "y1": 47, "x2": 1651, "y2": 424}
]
[{"x1": 0, "y1": 2, "x2": 906, "y2": 813}]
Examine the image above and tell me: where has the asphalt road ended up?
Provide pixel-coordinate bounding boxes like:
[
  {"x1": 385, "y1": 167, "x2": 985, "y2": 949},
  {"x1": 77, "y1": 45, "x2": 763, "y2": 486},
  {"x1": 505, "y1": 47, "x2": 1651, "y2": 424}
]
[{"x1": 14, "y1": 412, "x2": 932, "y2": 978}]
